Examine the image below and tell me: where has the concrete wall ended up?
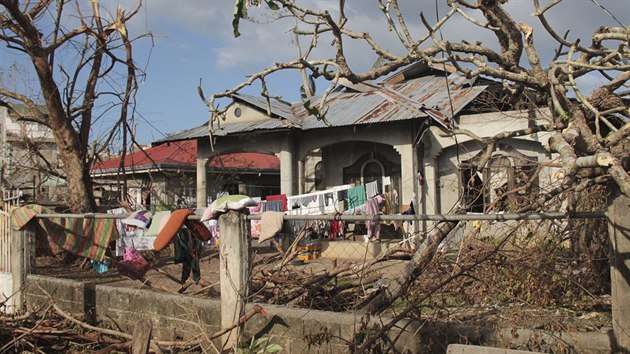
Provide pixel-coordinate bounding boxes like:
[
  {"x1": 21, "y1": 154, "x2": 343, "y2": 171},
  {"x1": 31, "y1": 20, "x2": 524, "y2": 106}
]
[
  {"x1": 423, "y1": 109, "x2": 559, "y2": 214},
  {"x1": 24, "y1": 275, "x2": 419, "y2": 353},
  {"x1": 24, "y1": 275, "x2": 612, "y2": 353}
]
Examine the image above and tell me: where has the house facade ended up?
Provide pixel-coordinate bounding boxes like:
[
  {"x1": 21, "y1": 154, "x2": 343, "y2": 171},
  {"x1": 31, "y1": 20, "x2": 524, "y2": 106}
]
[
  {"x1": 91, "y1": 140, "x2": 280, "y2": 210},
  {"x1": 159, "y1": 62, "x2": 559, "y2": 227},
  {"x1": 0, "y1": 106, "x2": 64, "y2": 203}
]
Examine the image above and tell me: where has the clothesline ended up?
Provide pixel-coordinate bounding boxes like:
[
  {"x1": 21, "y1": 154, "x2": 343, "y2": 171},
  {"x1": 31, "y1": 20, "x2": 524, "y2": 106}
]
[{"x1": 31, "y1": 211, "x2": 605, "y2": 222}]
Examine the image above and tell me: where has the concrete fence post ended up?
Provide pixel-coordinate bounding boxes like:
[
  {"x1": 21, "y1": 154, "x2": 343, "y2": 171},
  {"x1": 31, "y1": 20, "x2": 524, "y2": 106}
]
[
  {"x1": 11, "y1": 225, "x2": 35, "y2": 314},
  {"x1": 608, "y1": 190, "x2": 630, "y2": 353},
  {"x1": 218, "y1": 210, "x2": 251, "y2": 350}
]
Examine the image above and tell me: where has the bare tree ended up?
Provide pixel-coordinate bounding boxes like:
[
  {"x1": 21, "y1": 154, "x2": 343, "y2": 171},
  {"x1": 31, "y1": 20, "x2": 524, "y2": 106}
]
[
  {"x1": 206, "y1": 0, "x2": 629, "y2": 349},
  {"x1": 221, "y1": 0, "x2": 628, "y2": 192},
  {"x1": 0, "y1": 0, "x2": 145, "y2": 212}
]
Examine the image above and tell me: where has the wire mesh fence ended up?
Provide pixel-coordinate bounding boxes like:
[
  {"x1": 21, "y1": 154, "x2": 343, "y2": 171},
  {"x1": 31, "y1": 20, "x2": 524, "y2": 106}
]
[
  {"x1": 244, "y1": 211, "x2": 608, "y2": 315},
  {"x1": 15, "y1": 209, "x2": 608, "y2": 319}
]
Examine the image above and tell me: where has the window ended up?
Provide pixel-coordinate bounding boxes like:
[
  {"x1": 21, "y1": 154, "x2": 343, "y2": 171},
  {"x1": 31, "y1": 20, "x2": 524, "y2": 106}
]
[
  {"x1": 361, "y1": 159, "x2": 384, "y2": 184},
  {"x1": 314, "y1": 161, "x2": 323, "y2": 190},
  {"x1": 461, "y1": 152, "x2": 539, "y2": 212}
]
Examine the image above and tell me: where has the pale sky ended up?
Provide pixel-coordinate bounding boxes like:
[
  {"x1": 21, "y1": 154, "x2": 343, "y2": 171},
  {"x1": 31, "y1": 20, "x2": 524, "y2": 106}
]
[{"x1": 1, "y1": 0, "x2": 629, "y2": 145}]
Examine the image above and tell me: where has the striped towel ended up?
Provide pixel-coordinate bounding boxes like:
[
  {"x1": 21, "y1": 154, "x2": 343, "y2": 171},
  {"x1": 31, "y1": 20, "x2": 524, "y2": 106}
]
[{"x1": 11, "y1": 205, "x2": 118, "y2": 262}]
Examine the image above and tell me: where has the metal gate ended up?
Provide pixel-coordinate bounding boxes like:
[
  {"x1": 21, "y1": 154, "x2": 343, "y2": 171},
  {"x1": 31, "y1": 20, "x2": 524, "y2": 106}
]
[
  {"x1": 1, "y1": 190, "x2": 20, "y2": 272},
  {"x1": 1, "y1": 189, "x2": 20, "y2": 313}
]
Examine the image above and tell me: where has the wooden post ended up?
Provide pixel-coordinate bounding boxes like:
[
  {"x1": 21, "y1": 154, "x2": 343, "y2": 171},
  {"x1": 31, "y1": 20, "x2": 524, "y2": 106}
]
[
  {"x1": 131, "y1": 319, "x2": 153, "y2": 354},
  {"x1": 218, "y1": 210, "x2": 251, "y2": 350},
  {"x1": 608, "y1": 189, "x2": 630, "y2": 353},
  {"x1": 11, "y1": 226, "x2": 35, "y2": 314}
]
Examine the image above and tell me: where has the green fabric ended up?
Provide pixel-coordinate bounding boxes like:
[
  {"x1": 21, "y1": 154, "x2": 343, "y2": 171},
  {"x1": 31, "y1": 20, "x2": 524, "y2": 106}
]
[{"x1": 347, "y1": 185, "x2": 367, "y2": 209}]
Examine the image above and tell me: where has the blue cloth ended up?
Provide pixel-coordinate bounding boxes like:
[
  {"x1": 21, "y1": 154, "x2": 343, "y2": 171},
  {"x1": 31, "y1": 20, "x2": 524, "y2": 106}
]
[{"x1": 263, "y1": 200, "x2": 283, "y2": 211}]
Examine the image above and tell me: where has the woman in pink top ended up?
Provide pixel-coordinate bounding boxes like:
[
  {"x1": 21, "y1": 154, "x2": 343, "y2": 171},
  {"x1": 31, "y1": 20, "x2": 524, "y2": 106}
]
[{"x1": 365, "y1": 195, "x2": 384, "y2": 242}]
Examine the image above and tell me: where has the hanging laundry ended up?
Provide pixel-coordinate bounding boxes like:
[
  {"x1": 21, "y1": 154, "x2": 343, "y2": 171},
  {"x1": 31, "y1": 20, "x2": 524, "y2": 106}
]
[
  {"x1": 113, "y1": 210, "x2": 169, "y2": 256},
  {"x1": 259, "y1": 211, "x2": 285, "y2": 243},
  {"x1": 174, "y1": 227, "x2": 202, "y2": 283},
  {"x1": 347, "y1": 185, "x2": 367, "y2": 209},
  {"x1": 11, "y1": 204, "x2": 118, "y2": 262},
  {"x1": 365, "y1": 195, "x2": 384, "y2": 242},
  {"x1": 264, "y1": 194, "x2": 288, "y2": 212},
  {"x1": 327, "y1": 219, "x2": 344, "y2": 239},
  {"x1": 145, "y1": 211, "x2": 171, "y2": 237},
  {"x1": 248, "y1": 204, "x2": 262, "y2": 238},
  {"x1": 121, "y1": 210, "x2": 153, "y2": 229},
  {"x1": 365, "y1": 180, "x2": 379, "y2": 199}
]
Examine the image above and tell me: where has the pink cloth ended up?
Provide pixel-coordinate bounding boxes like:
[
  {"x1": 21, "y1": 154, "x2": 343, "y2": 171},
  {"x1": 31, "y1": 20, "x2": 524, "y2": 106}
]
[
  {"x1": 365, "y1": 195, "x2": 383, "y2": 239},
  {"x1": 248, "y1": 204, "x2": 262, "y2": 238}
]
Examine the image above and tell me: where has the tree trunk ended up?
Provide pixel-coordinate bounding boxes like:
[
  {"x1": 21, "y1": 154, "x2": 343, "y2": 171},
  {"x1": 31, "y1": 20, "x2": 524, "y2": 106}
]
[
  {"x1": 608, "y1": 186, "x2": 630, "y2": 353},
  {"x1": 361, "y1": 219, "x2": 458, "y2": 314},
  {"x1": 31, "y1": 48, "x2": 95, "y2": 213},
  {"x1": 59, "y1": 147, "x2": 96, "y2": 213}
]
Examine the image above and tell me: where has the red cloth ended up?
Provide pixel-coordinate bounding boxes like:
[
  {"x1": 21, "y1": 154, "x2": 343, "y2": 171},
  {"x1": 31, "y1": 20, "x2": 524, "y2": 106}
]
[
  {"x1": 328, "y1": 220, "x2": 344, "y2": 239},
  {"x1": 265, "y1": 194, "x2": 288, "y2": 212}
]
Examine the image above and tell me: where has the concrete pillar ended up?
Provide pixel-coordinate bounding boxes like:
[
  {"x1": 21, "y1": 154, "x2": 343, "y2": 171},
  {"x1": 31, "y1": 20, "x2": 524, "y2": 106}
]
[
  {"x1": 218, "y1": 210, "x2": 251, "y2": 350},
  {"x1": 423, "y1": 158, "x2": 438, "y2": 216},
  {"x1": 196, "y1": 139, "x2": 212, "y2": 208},
  {"x1": 11, "y1": 226, "x2": 35, "y2": 314},
  {"x1": 278, "y1": 136, "x2": 295, "y2": 196},
  {"x1": 394, "y1": 143, "x2": 418, "y2": 212},
  {"x1": 608, "y1": 189, "x2": 630, "y2": 353},
  {"x1": 298, "y1": 159, "x2": 304, "y2": 195},
  {"x1": 196, "y1": 157, "x2": 207, "y2": 208}
]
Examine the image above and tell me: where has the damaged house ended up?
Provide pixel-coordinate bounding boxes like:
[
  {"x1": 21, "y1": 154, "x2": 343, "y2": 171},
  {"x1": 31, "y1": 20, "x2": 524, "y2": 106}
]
[{"x1": 158, "y1": 62, "x2": 559, "y2": 229}]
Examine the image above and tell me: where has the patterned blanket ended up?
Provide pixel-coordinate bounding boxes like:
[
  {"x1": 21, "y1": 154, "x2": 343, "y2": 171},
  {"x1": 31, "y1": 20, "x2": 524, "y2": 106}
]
[{"x1": 11, "y1": 205, "x2": 118, "y2": 262}]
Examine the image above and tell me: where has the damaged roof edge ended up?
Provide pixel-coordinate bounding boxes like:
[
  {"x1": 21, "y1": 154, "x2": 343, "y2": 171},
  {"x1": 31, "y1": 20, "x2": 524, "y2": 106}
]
[{"x1": 157, "y1": 73, "x2": 488, "y2": 144}]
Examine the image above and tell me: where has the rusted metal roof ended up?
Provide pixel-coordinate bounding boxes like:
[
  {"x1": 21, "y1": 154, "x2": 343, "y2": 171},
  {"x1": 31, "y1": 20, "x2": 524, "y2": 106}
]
[
  {"x1": 158, "y1": 72, "x2": 486, "y2": 142},
  {"x1": 296, "y1": 73, "x2": 484, "y2": 129}
]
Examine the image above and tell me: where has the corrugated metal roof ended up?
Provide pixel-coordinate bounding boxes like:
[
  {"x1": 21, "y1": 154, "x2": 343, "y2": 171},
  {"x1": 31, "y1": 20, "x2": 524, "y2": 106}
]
[
  {"x1": 158, "y1": 73, "x2": 486, "y2": 142},
  {"x1": 296, "y1": 73, "x2": 484, "y2": 129},
  {"x1": 211, "y1": 117, "x2": 293, "y2": 136},
  {"x1": 92, "y1": 140, "x2": 280, "y2": 176},
  {"x1": 154, "y1": 123, "x2": 208, "y2": 143}
]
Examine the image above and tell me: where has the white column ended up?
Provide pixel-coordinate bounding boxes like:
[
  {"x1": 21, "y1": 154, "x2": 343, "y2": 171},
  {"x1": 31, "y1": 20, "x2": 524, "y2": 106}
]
[
  {"x1": 278, "y1": 136, "x2": 295, "y2": 196},
  {"x1": 423, "y1": 158, "x2": 438, "y2": 216},
  {"x1": 196, "y1": 139, "x2": 212, "y2": 208},
  {"x1": 297, "y1": 159, "x2": 304, "y2": 195},
  {"x1": 394, "y1": 144, "x2": 418, "y2": 211},
  {"x1": 196, "y1": 157, "x2": 207, "y2": 208}
]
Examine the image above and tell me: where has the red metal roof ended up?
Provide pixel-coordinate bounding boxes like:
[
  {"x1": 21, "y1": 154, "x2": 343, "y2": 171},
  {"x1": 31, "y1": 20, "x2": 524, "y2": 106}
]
[
  {"x1": 92, "y1": 140, "x2": 279, "y2": 174},
  {"x1": 209, "y1": 152, "x2": 280, "y2": 170}
]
